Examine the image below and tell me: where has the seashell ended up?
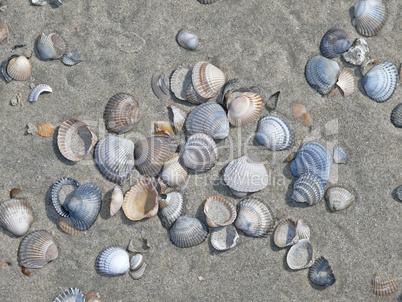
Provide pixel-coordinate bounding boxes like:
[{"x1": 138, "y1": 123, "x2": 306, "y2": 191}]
[
  {"x1": 333, "y1": 145, "x2": 347, "y2": 164},
  {"x1": 168, "y1": 216, "x2": 208, "y2": 248},
  {"x1": 210, "y1": 225, "x2": 239, "y2": 251},
  {"x1": 129, "y1": 253, "x2": 146, "y2": 280},
  {"x1": 181, "y1": 133, "x2": 218, "y2": 172},
  {"x1": 134, "y1": 136, "x2": 177, "y2": 177},
  {"x1": 204, "y1": 196, "x2": 236, "y2": 228},
  {"x1": 177, "y1": 30, "x2": 199, "y2": 51},
  {"x1": 372, "y1": 273, "x2": 397, "y2": 296},
  {"x1": 192, "y1": 61, "x2": 226, "y2": 99},
  {"x1": 295, "y1": 219, "x2": 310, "y2": 241},
  {"x1": 64, "y1": 183, "x2": 102, "y2": 230},
  {"x1": 234, "y1": 198, "x2": 275, "y2": 237},
  {"x1": 185, "y1": 82, "x2": 209, "y2": 104},
  {"x1": 168, "y1": 104, "x2": 188, "y2": 133},
  {"x1": 61, "y1": 51, "x2": 81, "y2": 66},
  {"x1": 335, "y1": 70, "x2": 355, "y2": 97},
  {"x1": 158, "y1": 153, "x2": 188, "y2": 192},
  {"x1": 362, "y1": 62, "x2": 397, "y2": 103},
  {"x1": 10, "y1": 188, "x2": 22, "y2": 198},
  {"x1": 342, "y1": 38, "x2": 369, "y2": 66},
  {"x1": 292, "y1": 173, "x2": 325, "y2": 206},
  {"x1": 292, "y1": 104, "x2": 313, "y2": 126},
  {"x1": 53, "y1": 288, "x2": 85, "y2": 302},
  {"x1": 28, "y1": 84, "x2": 52, "y2": 103},
  {"x1": 104, "y1": 93, "x2": 141, "y2": 134},
  {"x1": 223, "y1": 153, "x2": 269, "y2": 197},
  {"x1": 51, "y1": 177, "x2": 80, "y2": 217},
  {"x1": 305, "y1": 56, "x2": 340, "y2": 95},
  {"x1": 266, "y1": 91, "x2": 280, "y2": 110},
  {"x1": 185, "y1": 102, "x2": 229, "y2": 140},
  {"x1": 227, "y1": 92, "x2": 262, "y2": 127},
  {"x1": 95, "y1": 246, "x2": 130, "y2": 276},
  {"x1": 110, "y1": 186, "x2": 124, "y2": 216},
  {"x1": 320, "y1": 28, "x2": 351, "y2": 58},
  {"x1": 151, "y1": 73, "x2": 170, "y2": 101},
  {"x1": 123, "y1": 179, "x2": 159, "y2": 221},
  {"x1": 309, "y1": 257, "x2": 336, "y2": 287},
  {"x1": 36, "y1": 33, "x2": 67, "y2": 60},
  {"x1": 154, "y1": 121, "x2": 174, "y2": 137},
  {"x1": 31, "y1": 0, "x2": 47, "y2": 5},
  {"x1": 6, "y1": 55, "x2": 32, "y2": 81},
  {"x1": 0, "y1": 24, "x2": 8, "y2": 43},
  {"x1": 129, "y1": 263, "x2": 147, "y2": 280},
  {"x1": 273, "y1": 219, "x2": 297, "y2": 248},
  {"x1": 218, "y1": 78, "x2": 238, "y2": 105},
  {"x1": 390, "y1": 103, "x2": 402, "y2": 128},
  {"x1": 49, "y1": 0, "x2": 62, "y2": 6},
  {"x1": 286, "y1": 239, "x2": 314, "y2": 270},
  {"x1": 0, "y1": 199, "x2": 34, "y2": 237},
  {"x1": 95, "y1": 135, "x2": 135, "y2": 185},
  {"x1": 198, "y1": 0, "x2": 218, "y2": 4},
  {"x1": 170, "y1": 64, "x2": 193, "y2": 101},
  {"x1": 84, "y1": 291, "x2": 102, "y2": 302},
  {"x1": 290, "y1": 141, "x2": 332, "y2": 185},
  {"x1": 353, "y1": 0, "x2": 387, "y2": 37},
  {"x1": 1, "y1": 55, "x2": 19, "y2": 83},
  {"x1": 18, "y1": 230, "x2": 58, "y2": 269},
  {"x1": 36, "y1": 123, "x2": 56, "y2": 137},
  {"x1": 58, "y1": 216, "x2": 81, "y2": 236},
  {"x1": 325, "y1": 186, "x2": 355, "y2": 211},
  {"x1": 159, "y1": 191, "x2": 184, "y2": 229},
  {"x1": 256, "y1": 115, "x2": 293, "y2": 151}
]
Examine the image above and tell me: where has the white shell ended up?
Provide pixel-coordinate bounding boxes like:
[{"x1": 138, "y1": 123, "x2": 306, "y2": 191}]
[
  {"x1": 294, "y1": 219, "x2": 310, "y2": 241},
  {"x1": 110, "y1": 186, "x2": 124, "y2": 216},
  {"x1": 273, "y1": 219, "x2": 297, "y2": 248},
  {"x1": 159, "y1": 153, "x2": 188, "y2": 191},
  {"x1": 95, "y1": 246, "x2": 130, "y2": 276},
  {"x1": 177, "y1": 30, "x2": 199, "y2": 50},
  {"x1": 210, "y1": 225, "x2": 239, "y2": 251},
  {"x1": 168, "y1": 104, "x2": 188, "y2": 133},
  {"x1": 227, "y1": 92, "x2": 262, "y2": 127},
  {"x1": 336, "y1": 70, "x2": 355, "y2": 97},
  {"x1": 0, "y1": 199, "x2": 34, "y2": 237},
  {"x1": 28, "y1": 84, "x2": 52, "y2": 103},
  {"x1": 255, "y1": 115, "x2": 293, "y2": 151},
  {"x1": 286, "y1": 239, "x2": 314, "y2": 270},
  {"x1": 325, "y1": 186, "x2": 355, "y2": 211}
]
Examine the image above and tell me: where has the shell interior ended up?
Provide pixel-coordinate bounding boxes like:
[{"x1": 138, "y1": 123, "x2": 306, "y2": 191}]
[
  {"x1": 204, "y1": 196, "x2": 236, "y2": 227},
  {"x1": 51, "y1": 177, "x2": 81, "y2": 217},
  {"x1": 210, "y1": 225, "x2": 239, "y2": 251},
  {"x1": 286, "y1": 239, "x2": 314, "y2": 270}
]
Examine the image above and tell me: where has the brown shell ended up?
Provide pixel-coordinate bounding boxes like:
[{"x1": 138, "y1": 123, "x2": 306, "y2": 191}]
[
  {"x1": 58, "y1": 216, "x2": 82, "y2": 235},
  {"x1": 204, "y1": 196, "x2": 237, "y2": 227},
  {"x1": 36, "y1": 123, "x2": 56, "y2": 137},
  {"x1": 372, "y1": 273, "x2": 397, "y2": 296},
  {"x1": 154, "y1": 121, "x2": 174, "y2": 137},
  {"x1": 0, "y1": 24, "x2": 8, "y2": 43},
  {"x1": 6, "y1": 56, "x2": 31, "y2": 81}
]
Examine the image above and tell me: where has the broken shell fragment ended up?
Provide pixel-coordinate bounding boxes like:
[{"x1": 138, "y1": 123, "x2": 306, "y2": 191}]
[
  {"x1": 210, "y1": 225, "x2": 239, "y2": 251},
  {"x1": 372, "y1": 273, "x2": 397, "y2": 296},
  {"x1": 292, "y1": 104, "x2": 313, "y2": 126},
  {"x1": 28, "y1": 84, "x2": 52, "y2": 103},
  {"x1": 154, "y1": 121, "x2": 174, "y2": 137},
  {"x1": 181, "y1": 133, "x2": 218, "y2": 172},
  {"x1": 159, "y1": 191, "x2": 183, "y2": 229},
  {"x1": 192, "y1": 61, "x2": 226, "y2": 99},
  {"x1": 390, "y1": 103, "x2": 402, "y2": 128},
  {"x1": 6, "y1": 55, "x2": 32, "y2": 81},
  {"x1": 84, "y1": 291, "x2": 102, "y2": 302},
  {"x1": 168, "y1": 104, "x2": 188, "y2": 133},
  {"x1": 168, "y1": 216, "x2": 208, "y2": 248},
  {"x1": 353, "y1": 0, "x2": 387, "y2": 37},
  {"x1": 273, "y1": 219, "x2": 297, "y2": 248},
  {"x1": 151, "y1": 73, "x2": 170, "y2": 101},
  {"x1": 325, "y1": 186, "x2": 355, "y2": 211},
  {"x1": 204, "y1": 196, "x2": 237, "y2": 228},
  {"x1": 333, "y1": 145, "x2": 347, "y2": 164},
  {"x1": 0, "y1": 24, "x2": 8, "y2": 43},
  {"x1": 58, "y1": 216, "x2": 82, "y2": 236},
  {"x1": 110, "y1": 186, "x2": 124, "y2": 216},
  {"x1": 309, "y1": 257, "x2": 336, "y2": 287},
  {"x1": 36, "y1": 33, "x2": 67, "y2": 60},
  {"x1": 0, "y1": 199, "x2": 34, "y2": 237},
  {"x1": 1, "y1": 55, "x2": 18, "y2": 83},
  {"x1": 177, "y1": 30, "x2": 199, "y2": 51},
  {"x1": 51, "y1": 177, "x2": 81, "y2": 217},
  {"x1": 227, "y1": 92, "x2": 262, "y2": 127},
  {"x1": 286, "y1": 239, "x2": 314, "y2": 270},
  {"x1": 95, "y1": 246, "x2": 129, "y2": 276},
  {"x1": 170, "y1": 64, "x2": 193, "y2": 101},
  {"x1": 36, "y1": 123, "x2": 56, "y2": 137},
  {"x1": 61, "y1": 51, "x2": 81, "y2": 66},
  {"x1": 53, "y1": 288, "x2": 85, "y2": 302}
]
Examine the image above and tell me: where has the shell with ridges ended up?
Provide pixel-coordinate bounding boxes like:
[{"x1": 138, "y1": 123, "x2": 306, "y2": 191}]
[
  {"x1": 227, "y1": 92, "x2": 262, "y2": 127},
  {"x1": 336, "y1": 70, "x2": 355, "y2": 97},
  {"x1": 390, "y1": 103, "x2": 402, "y2": 128},
  {"x1": 123, "y1": 179, "x2": 158, "y2": 221},
  {"x1": 159, "y1": 153, "x2": 188, "y2": 191},
  {"x1": 362, "y1": 62, "x2": 397, "y2": 103},
  {"x1": 305, "y1": 56, "x2": 340, "y2": 95},
  {"x1": 292, "y1": 173, "x2": 325, "y2": 206},
  {"x1": 58, "y1": 216, "x2": 82, "y2": 236},
  {"x1": 28, "y1": 84, "x2": 52, "y2": 103},
  {"x1": 333, "y1": 146, "x2": 347, "y2": 164},
  {"x1": 273, "y1": 219, "x2": 297, "y2": 248},
  {"x1": 129, "y1": 253, "x2": 146, "y2": 279},
  {"x1": 53, "y1": 288, "x2": 85, "y2": 302},
  {"x1": 170, "y1": 64, "x2": 193, "y2": 101},
  {"x1": 198, "y1": 0, "x2": 218, "y2": 4},
  {"x1": 325, "y1": 186, "x2": 355, "y2": 211},
  {"x1": 168, "y1": 104, "x2": 188, "y2": 133},
  {"x1": 181, "y1": 133, "x2": 218, "y2": 172},
  {"x1": 372, "y1": 273, "x2": 397, "y2": 296},
  {"x1": 320, "y1": 28, "x2": 351, "y2": 58},
  {"x1": 192, "y1": 61, "x2": 226, "y2": 99},
  {"x1": 95, "y1": 246, "x2": 129, "y2": 276},
  {"x1": 256, "y1": 115, "x2": 293, "y2": 151},
  {"x1": 6, "y1": 56, "x2": 32, "y2": 81},
  {"x1": 36, "y1": 33, "x2": 66, "y2": 60},
  {"x1": 151, "y1": 73, "x2": 170, "y2": 101},
  {"x1": 309, "y1": 257, "x2": 336, "y2": 287},
  {"x1": 0, "y1": 24, "x2": 8, "y2": 43},
  {"x1": 168, "y1": 216, "x2": 208, "y2": 248},
  {"x1": 286, "y1": 239, "x2": 314, "y2": 270},
  {"x1": 159, "y1": 191, "x2": 184, "y2": 229},
  {"x1": 110, "y1": 186, "x2": 124, "y2": 216},
  {"x1": 204, "y1": 196, "x2": 237, "y2": 228},
  {"x1": 177, "y1": 30, "x2": 199, "y2": 50},
  {"x1": 353, "y1": 0, "x2": 387, "y2": 37},
  {"x1": 0, "y1": 199, "x2": 34, "y2": 237},
  {"x1": 295, "y1": 219, "x2": 310, "y2": 241},
  {"x1": 51, "y1": 177, "x2": 80, "y2": 217},
  {"x1": 61, "y1": 51, "x2": 81, "y2": 66},
  {"x1": 185, "y1": 83, "x2": 209, "y2": 104},
  {"x1": 210, "y1": 225, "x2": 239, "y2": 251}
]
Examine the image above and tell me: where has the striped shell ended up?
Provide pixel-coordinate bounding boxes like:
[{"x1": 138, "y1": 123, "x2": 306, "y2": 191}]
[
  {"x1": 256, "y1": 115, "x2": 293, "y2": 151},
  {"x1": 159, "y1": 153, "x2": 188, "y2": 191},
  {"x1": 53, "y1": 288, "x2": 85, "y2": 302},
  {"x1": 170, "y1": 64, "x2": 193, "y2": 101},
  {"x1": 6, "y1": 56, "x2": 32, "y2": 81},
  {"x1": 192, "y1": 61, "x2": 226, "y2": 99},
  {"x1": 198, "y1": 0, "x2": 218, "y2": 4},
  {"x1": 286, "y1": 239, "x2": 314, "y2": 270},
  {"x1": 204, "y1": 196, "x2": 237, "y2": 228},
  {"x1": 185, "y1": 102, "x2": 229, "y2": 140},
  {"x1": 390, "y1": 103, "x2": 402, "y2": 128},
  {"x1": 185, "y1": 82, "x2": 209, "y2": 105},
  {"x1": 168, "y1": 216, "x2": 208, "y2": 248},
  {"x1": 159, "y1": 191, "x2": 184, "y2": 229},
  {"x1": 177, "y1": 30, "x2": 199, "y2": 51},
  {"x1": 0, "y1": 199, "x2": 34, "y2": 237},
  {"x1": 28, "y1": 84, "x2": 52, "y2": 103},
  {"x1": 58, "y1": 217, "x2": 81, "y2": 236},
  {"x1": 320, "y1": 28, "x2": 351, "y2": 58},
  {"x1": 227, "y1": 92, "x2": 262, "y2": 127},
  {"x1": 94, "y1": 135, "x2": 135, "y2": 185},
  {"x1": 273, "y1": 219, "x2": 297, "y2": 248},
  {"x1": 57, "y1": 119, "x2": 98, "y2": 162},
  {"x1": 18, "y1": 230, "x2": 58, "y2": 269},
  {"x1": 151, "y1": 73, "x2": 170, "y2": 101},
  {"x1": 1, "y1": 55, "x2": 18, "y2": 83},
  {"x1": 335, "y1": 70, "x2": 355, "y2": 97},
  {"x1": 309, "y1": 257, "x2": 336, "y2": 287},
  {"x1": 210, "y1": 225, "x2": 239, "y2": 251},
  {"x1": 51, "y1": 177, "x2": 80, "y2": 217},
  {"x1": 61, "y1": 51, "x2": 81, "y2": 66},
  {"x1": 181, "y1": 133, "x2": 218, "y2": 172},
  {"x1": 295, "y1": 219, "x2": 310, "y2": 241},
  {"x1": 168, "y1": 104, "x2": 188, "y2": 133},
  {"x1": 372, "y1": 273, "x2": 397, "y2": 296},
  {"x1": 325, "y1": 186, "x2": 355, "y2": 211},
  {"x1": 353, "y1": 0, "x2": 387, "y2": 37},
  {"x1": 0, "y1": 24, "x2": 8, "y2": 43},
  {"x1": 104, "y1": 93, "x2": 141, "y2": 134},
  {"x1": 292, "y1": 173, "x2": 325, "y2": 206},
  {"x1": 129, "y1": 253, "x2": 146, "y2": 280},
  {"x1": 110, "y1": 186, "x2": 124, "y2": 217},
  {"x1": 305, "y1": 56, "x2": 340, "y2": 95},
  {"x1": 95, "y1": 246, "x2": 129, "y2": 276},
  {"x1": 333, "y1": 145, "x2": 347, "y2": 164},
  {"x1": 362, "y1": 62, "x2": 397, "y2": 103},
  {"x1": 36, "y1": 123, "x2": 56, "y2": 137},
  {"x1": 36, "y1": 33, "x2": 67, "y2": 60}
]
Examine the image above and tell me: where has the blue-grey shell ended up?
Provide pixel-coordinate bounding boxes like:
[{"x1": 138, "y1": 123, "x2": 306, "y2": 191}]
[
  {"x1": 353, "y1": 0, "x2": 387, "y2": 37},
  {"x1": 362, "y1": 62, "x2": 397, "y2": 103},
  {"x1": 95, "y1": 246, "x2": 130, "y2": 276},
  {"x1": 53, "y1": 288, "x2": 84, "y2": 302},
  {"x1": 28, "y1": 84, "x2": 52, "y2": 102},
  {"x1": 391, "y1": 103, "x2": 402, "y2": 128},
  {"x1": 305, "y1": 56, "x2": 340, "y2": 95},
  {"x1": 292, "y1": 173, "x2": 325, "y2": 206},
  {"x1": 181, "y1": 133, "x2": 218, "y2": 172},
  {"x1": 64, "y1": 183, "x2": 102, "y2": 230},
  {"x1": 51, "y1": 177, "x2": 81, "y2": 217},
  {"x1": 309, "y1": 256, "x2": 336, "y2": 286},
  {"x1": 333, "y1": 146, "x2": 347, "y2": 164},
  {"x1": 1, "y1": 55, "x2": 18, "y2": 83},
  {"x1": 395, "y1": 185, "x2": 402, "y2": 202},
  {"x1": 49, "y1": 0, "x2": 62, "y2": 7},
  {"x1": 61, "y1": 51, "x2": 81, "y2": 66},
  {"x1": 177, "y1": 30, "x2": 199, "y2": 51},
  {"x1": 151, "y1": 72, "x2": 170, "y2": 101},
  {"x1": 168, "y1": 216, "x2": 208, "y2": 248},
  {"x1": 320, "y1": 28, "x2": 351, "y2": 58},
  {"x1": 291, "y1": 141, "x2": 332, "y2": 185},
  {"x1": 185, "y1": 103, "x2": 229, "y2": 140},
  {"x1": 36, "y1": 33, "x2": 67, "y2": 60},
  {"x1": 255, "y1": 115, "x2": 292, "y2": 151}
]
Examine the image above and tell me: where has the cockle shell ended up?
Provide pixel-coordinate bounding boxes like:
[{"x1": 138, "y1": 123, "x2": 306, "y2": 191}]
[
  {"x1": 36, "y1": 33, "x2": 66, "y2": 60},
  {"x1": 28, "y1": 84, "x2": 52, "y2": 103},
  {"x1": 333, "y1": 146, "x2": 347, "y2": 164},
  {"x1": 204, "y1": 196, "x2": 236, "y2": 228},
  {"x1": 325, "y1": 186, "x2": 355, "y2": 211},
  {"x1": 286, "y1": 239, "x2": 314, "y2": 270},
  {"x1": 372, "y1": 273, "x2": 397, "y2": 296},
  {"x1": 177, "y1": 30, "x2": 199, "y2": 51},
  {"x1": 158, "y1": 153, "x2": 188, "y2": 192},
  {"x1": 335, "y1": 70, "x2": 355, "y2": 97},
  {"x1": 54, "y1": 288, "x2": 85, "y2": 302},
  {"x1": 309, "y1": 257, "x2": 336, "y2": 287},
  {"x1": 292, "y1": 104, "x2": 313, "y2": 126},
  {"x1": 353, "y1": 0, "x2": 387, "y2": 37},
  {"x1": 58, "y1": 119, "x2": 98, "y2": 162},
  {"x1": 273, "y1": 219, "x2": 297, "y2": 248},
  {"x1": 185, "y1": 82, "x2": 209, "y2": 104},
  {"x1": 210, "y1": 225, "x2": 239, "y2": 251},
  {"x1": 159, "y1": 191, "x2": 184, "y2": 229},
  {"x1": 305, "y1": 56, "x2": 340, "y2": 95},
  {"x1": 58, "y1": 216, "x2": 81, "y2": 236},
  {"x1": 168, "y1": 104, "x2": 188, "y2": 133},
  {"x1": 390, "y1": 103, "x2": 402, "y2": 128},
  {"x1": 185, "y1": 102, "x2": 229, "y2": 140},
  {"x1": 151, "y1": 73, "x2": 170, "y2": 101},
  {"x1": 170, "y1": 64, "x2": 193, "y2": 101},
  {"x1": 123, "y1": 179, "x2": 158, "y2": 221},
  {"x1": 362, "y1": 62, "x2": 397, "y2": 103},
  {"x1": 110, "y1": 186, "x2": 124, "y2": 216},
  {"x1": 181, "y1": 133, "x2": 218, "y2": 172},
  {"x1": 18, "y1": 230, "x2": 58, "y2": 269},
  {"x1": 104, "y1": 93, "x2": 141, "y2": 134},
  {"x1": 129, "y1": 253, "x2": 146, "y2": 280},
  {"x1": 320, "y1": 28, "x2": 351, "y2": 58},
  {"x1": 168, "y1": 216, "x2": 208, "y2": 248},
  {"x1": 95, "y1": 246, "x2": 130, "y2": 276},
  {"x1": 256, "y1": 115, "x2": 293, "y2": 151},
  {"x1": 6, "y1": 56, "x2": 32, "y2": 81},
  {"x1": 61, "y1": 51, "x2": 81, "y2": 66},
  {"x1": 0, "y1": 24, "x2": 8, "y2": 43},
  {"x1": 227, "y1": 92, "x2": 262, "y2": 127},
  {"x1": 51, "y1": 177, "x2": 80, "y2": 217},
  {"x1": 0, "y1": 199, "x2": 34, "y2": 237},
  {"x1": 36, "y1": 123, "x2": 56, "y2": 137},
  {"x1": 292, "y1": 173, "x2": 325, "y2": 206},
  {"x1": 192, "y1": 61, "x2": 226, "y2": 99}
]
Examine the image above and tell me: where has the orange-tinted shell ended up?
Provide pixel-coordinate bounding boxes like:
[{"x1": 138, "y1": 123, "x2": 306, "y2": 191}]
[
  {"x1": 0, "y1": 24, "x2": 8, "y2": 43},
  {"x1": 227, "y1": 92, "x2": 262, "y2": 127},
  {"x1": 292, "y1": 104, "x2": 312, "y2": 126},
  {"x1": 372, "y1": 273, "x2": 397, "y2": 296},
  {"x1": 36, "y1": 123, "x2": 56, "y2": 137},
  {"x1": 58, "y1": 217, "x2": 82, "y2": 236}
]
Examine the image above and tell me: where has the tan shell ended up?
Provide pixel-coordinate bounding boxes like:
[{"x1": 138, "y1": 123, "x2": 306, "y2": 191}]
[
  {"x1": 58, "y1": 216, "x2": 82, "y2": 236},
  {"x1": 158, "y1": 153, "x2": 188, "y2": 193},
  {"x1": 167, "y1": 104, "x2": 188, "y2": 133},
  {"x1": 204, "y1": 196, "x2": 236, "y2": 227},
  {"x1": 84, "y1": 291, "x2": 102, "y2": 302},
  {"x1": 154, "y1": 121, "x2": 174, "y2": 137},
  {"x1": 36, "y1": 123, "x2": 56, "y2": 137},
  {"x1": 123, "y1": 179, "x2": 159, "y2": 221},
  {"x1": 110, "y1": 186, "x2": 124, "y2": 216},
  {"x1": 0, "y1": 24, "x2": 8, "y2": 43},
  {"x1": 286, "y1": 239, "x2": 314, "y2": 270},
  {"x1": 292, "y1": 104, "x2": 312, "y2": 126},
  {"x1": 6, "y1": 56, "x2": 31, "y2": 81},
  {"x1": 372, "y1": 273, "x2": 397, "y2": 296},
  {"x1": 336, "y1": 70, "x2": 355, "y2": 96},
  {"x1": 192, "y1": 61, "x2": 226, "y2": 99},
  {"x1": 227, "y1": 92, "x2": 262, "y2": 127},
  {"x1": 273, "y1": 219, "x2": 297, "y2": 248}
]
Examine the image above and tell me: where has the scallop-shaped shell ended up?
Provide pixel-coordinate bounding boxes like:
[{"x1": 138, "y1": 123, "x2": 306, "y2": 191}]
[
  {"x1": 95, "y1": 246, "x2": 130, "y2": 276},
  {"x1": 159, "y1": 153, "x2": 188, "y2": 190},
  {"x1": 390, "y1": 103, "x2": 402, "y2": 128},
  {"x1": 170, "y1": 64, "x2": 193, "y2": 101},
  {"x1": 210, "y1": 225, "x2": 239, "y2": 251},
  {"x1": 36, "y1": 123, "x2": 56, "y2": 137},
  {"x1": 51, "y1": 177, "x2": 80, "y2": 217},
  {"x1": 333, "y1": 145, "x2": 347, "y2": 164},
  {"x1": 295, "y1": 219, "x2": 310, "y2": 241},
  {"x1": 53, "y1": 288, "x2": 85, "y2": 302},
  {"x1": 18, "y1": 230, "x2": 58, "y2": 269},
  {"x1": 234, "y1": 198, "x2": 275, "y2": 237},
  {"x1": 292, "y1": 173, "x2": 325, "y2": 206},
  {"x1": 336, "y1": 70, "x2": 355, "y2": 97},
  {"x1": 372, "y1": 273, "x2": 397, "y2": 296},
  {"x1": 181, "y1": 133, "x2": 218, "y2": 172},
  {"x1": 320, "y1": 28, "x2": 351, "y2": 58},
  {"x1": 28, "y1": 84, "x2": 52, "y2": 103},
  {"x1": 273, "y1": 219, "x2": 297, "y2": 248},
  {"x1": 353, "y1": 0, "x2": 387, "y2": 37},
  {"x1": 309, "y1": 257, "x2": 336, "y2": 287},
  {"x1": 227, "y1": 92, "x2": 262, "y2": 127},
  {"x1": 192, "y1": 61, "x2": 226, "y2": 99},
  {"x1": 168, "y1": 216, "x2": 208, "y2": 248},
  {"x1": 159, "y1": 191, "x2": 184, "y2": 229},
  {"x1": 94, "y1": 135, "x2": 135, "y2": 185},
  {"x1": 36, "y1": 33, "x2": 67, "y2": 60},
  {"x1": 0, "y1": 24, "x2": 9, "y2": 43},
  {"x1": 58, "y1": 216, "x2": 81, "y2": 236},
  {"x1": 58, "y1": 119, "x2": 98, "y2": 162},
  {"x1": 168, "y1": 104, "x2": 188, "y2": 133},
  {"x1": 134, "y1": 136, "x2": 177, "y2": 177},
  {"x1": 110, "y1": 186, "x2": 124, "y2": 216},
  {"x1": 204, "y1": 196, "x2": 236, "y2": 228},
  {"x1": 61, "y1": 51, "x2": 81, "y2": 66},
  {"x1": 104, "y1": 93, "x2": 141, "y2": 134},
  {"x1": 223, "y1": 153, "x2": 269, "y2": 197},
  {"x1": 362, "y1": 62, "x2": 397, "y2": 103},
  {"x1": 256, "y1": 115, "x2": 293, "y2": 151},
  {"x1": 198, "y1": 0, "x2": 218, "y2": 4},
  {"x1": 185, "y1": 103, "x2": 229, "y2": 140},
  {"x1": 286, "y1": 239, "x2": 314, "y2": 270},
  {"x1": 6, "y1": 56, "x2": 32, "y2": 81},
  {"x1": 0, "y1": 199, "x2": 34, "y2": 237},
  {"x1": 185, "y1": 83, "x2": 209, "y2": 104},
  {"x1": 325, "y1": 186, "x2": 355, "y2": 211},
  {"x1": 305, "y1": 56, "x2": 340, "y2": 95},
  {"x1": 123, "y1": 179, "x2": 158, "y2": 221},
  {"x1": 151, "y1": 73, "x2": 170, "y2": 101},
  {"x1": 1, "y1": 55, "x2": 18, "y2": 83},
  {"x1": 177, "y1": 30, "x2": 199, "y2": 51}
]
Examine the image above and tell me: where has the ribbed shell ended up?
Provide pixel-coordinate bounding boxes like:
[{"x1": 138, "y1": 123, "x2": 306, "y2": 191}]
[
  {"x1": 61, "y1": 51, "x2": 81, "y2": 66},
  {"x1": 95, "y1": 246, "x2": 130, "y2": 276},
  {"x1": 286, "y1": 239, "x2": 314, "y2": 270},
  {"x1": 51, "y1": 177, "x2": 81, "y2": 217},
  {"x1": 36, "y1": 33, "x2": 67, "y2": 60},
  {"x1": 292, "y1": 174, "x2": 325, "y2": 206},
  {"x1": 320, "y1": 28, "x2": 351, "y2": 58},
  {"x1": 256, "y1": 115, "x2": 293, "y2": 151},
  {"x1": 159, "y1": 153, "x2": 188, "y2": 189},
  {"x1": 325, "y1": 186, "x2": 355, "y2": 211},
  {"x1": 134, "y1": 136, "x2": 177, "y2": 177},
  {"x1": 198, "y1": 0, "x2": 218, "y2": 4},
  {"x1": 151, "y1": 73, "x2": 170, "y2": 101},
  {"x1": 170, "y1": 64, "x2": 193, "y2": 101},
  {"x1": 177, "y1": 30, "x2": 199, "y2": 50},
  {"x1": 305, "y1": 56, "x2": 340, "y2": 95},
  {"x1": 353, "y1": 0, "x2": 387, "y2": 37},
  {"x1": 181, "y1": 133, "x2": 218, "y2": 172},
  {"x1": 333, "y1": 146, "x2": 347, "y2": 164},
  {"x1": 159, "y1": 191, "x2": 184, "y2": 229},
  {"x1": 192, "y1": 61, "x2": 226, "y2": 99},
  {"x1": 336, "y1": 70, "x2": 355, "y2": 97},
  {"x1": 53, "y1": 288, "x2": 85, "y2": 302},
  {"x1": 0, "y1": 24, "x2": 8, "y2": 43},
  {"x1": 185, "y1": 103, "x2": 229, "y2": 140},
  {"x1": 372, "y1": 273, "x2": 397, "y2": 296},
  {"x1": 204, "y1": 196, "x2": 237, "y2": 227},
  {"x1": 309, "y1": 257, "x2": 336, "y2": 287},
  {"x1": 28, "y1": 84, "x2": 53, "y2": 103},
  {"x1": 58, "y1": 216, "x2": 81, "y2": 236},
  {"x1": 94, "y1": 136, "x2": 135, "y2": 185},
  {"x1": 6, "y1": 56, "x2": 32, "y2": 81},
  {"x1": 168, "y1": 104, "x2": 188, "y2": 133},
  {"x1": 227, "y1": 92, "x2": 262, "y2": 127},
  {"x1": 362, "y1": 62, "x2": 397, "y2": 103},
  {"x1": 18, "y1": 230, "x2": 58, "y2": 269},
  {"x1": 273, "y1": 219, "x2": 297, "y2": 248},
  {"x1": 210, "y1": 225, "x2": 239, "y2": 251},
  {"x1": 295, "y1": 219, "x2": 310, "y2": 241},
  {"x1": 36, "y1": 123, "x2": 56, "y2": 137},
  {"x1": 0, "y1": 199, "x2": 34, "y2": 237},
  {"x1": 185, "y1": 83, "x2": 209, "y2": 104},
  {"x1": 154, "y1": 121, "x2": 174, "y2": 137},
  {"x1": 104, "y1": 93, "x2": 141, "y2": 134},
  {"x1": 168, "y1": 216, "x2": 208, "y2": 248},
  {"x1": 390, "y1": 103, "x2": 402, "y2": 128}
]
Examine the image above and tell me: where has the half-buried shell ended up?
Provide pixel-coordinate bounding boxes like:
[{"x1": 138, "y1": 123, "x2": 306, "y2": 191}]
[
  {"x1": 51, "y1": 177, "x2": 80, "y2": 217},
  {"x1": 159, "y1": 191, "x2": 183, "y2": 229},
  {"x1": 95, "y1": 246, "x2": 129, "y2": 277},
  {"x1": 256, "y1": 115, "x2": 293, "y2": 151},
  {"x1": 192, "y1": 61, "x2": 226, "y2": 99},
  {"x1": 36, "y1": 33, "x2": 67, "y2": 60},
  {"x1": 0, "y1": 199, "x2": 34, "y2": 237},
  {"x1": 390, "y1": 103, "x2": 402, "y2": 128},
  {"x1": 227, "y1": 92, "x2": 262, "y2": 127},
  {"x1": 362, "y1": 62, "x2": 397, "y2": 103},
  {"x1": 6, "y1": 55, "x2": 32, "y2": 81},
  {"x1": 353, "y1": 0, "x2": 387, "y2": 37},
  {"x1": 181, "y1": 133, "x2": 218, "y2": 172},
  {"x1": 286, "y1": 239, "x2": 314, "y2": 270},
  {"x1": 210, "y1": 225, "x2": 239, "y2": 251},
  {"x1": 309, "y1": 257, "x2": 336, "y2": 287},
  {"x1": 305, "y1": 56, "x2": 340, "y2": 95},
  {"x1": 325, "y1": 186, "x2": 355, "y2": 211},
  {"x1": 292, "y1": 173, "x2": 325, "y2": 206},
  {"x1": 53, "y1": 288, "x2": 85, "y2": 302},
  {"x1": 333, "y1": 145, "x2": 347, "y2": 164},
  {"x1": 168, "y1": 216, "x2": 208, "y2": 248},
  {"x1": 110, "y1": 186, "x2": 124, "y2": 217},
  {"x1": 204, "y1": 196, "x2": 236, "y2": 228},
  {"x1": 273, "y1": 219, "x2": 297, "y2": 248}
]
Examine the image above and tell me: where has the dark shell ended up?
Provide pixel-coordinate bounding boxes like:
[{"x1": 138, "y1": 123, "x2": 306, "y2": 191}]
[
  {"x1": 1, "y1": 55, "x2": 18, "y2": 83},
  {"x1": 320, "y1": 28, "x2": 351, "y2": 58},
  {"x1": 305, "y1": 56, "x2": 340, "y2": 95},
  {"x1": 308, "y1": 256, "x2": 336, "y2": 286},
  {"x1": 292, "y1": 173, "x2": 325, "y2": 206},
  {"x1": 390, "y1": 103, "x2": 402, "y2": 128},
  {"x1": 197, "y1": 0, "x2": 218, "y2": 3},
  {"x1": 61, "y1": 51, "x2": 81, "y2": 66},
  {"x1": 53, "y1": 288, "x2": 85, "y2": 302},
  {"x1": 51, "y1": 177, "x2": 81, "y2": 217}
]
